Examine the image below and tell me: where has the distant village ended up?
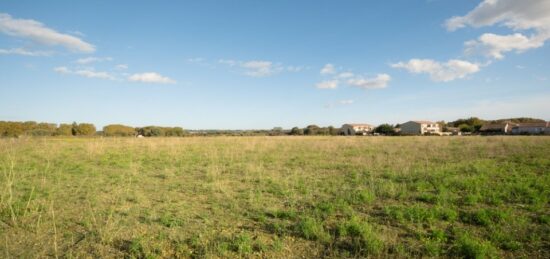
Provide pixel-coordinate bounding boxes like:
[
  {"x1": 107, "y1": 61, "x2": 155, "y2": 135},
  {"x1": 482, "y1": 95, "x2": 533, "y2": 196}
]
[
  {"x1": 1, "y1": 117, "x2": 549, "y2": 137},
  {"x1": 338, "y1": 120, "x2": 550, "y2": 136}
]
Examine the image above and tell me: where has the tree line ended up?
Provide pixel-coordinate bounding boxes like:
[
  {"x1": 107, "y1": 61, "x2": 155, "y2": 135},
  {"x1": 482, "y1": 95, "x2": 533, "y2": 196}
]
[
  {"x1": 0, "y1": 121, "x2": 96, "y2": 137},
  {"x1": 1, "y1": 117, "x2": 545, "y2": 137},
  {"x1": 0, "y1": 121, "x2": 186, "y2": 137}
]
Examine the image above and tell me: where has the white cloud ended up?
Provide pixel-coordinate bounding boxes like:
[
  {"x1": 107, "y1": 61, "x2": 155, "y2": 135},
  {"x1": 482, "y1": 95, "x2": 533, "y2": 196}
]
[
  {"x1": 339, "y1": 100, "x2": 354, "y2": 105},
  {"x1": 76, "y1": 56, "x2": 112, "y2": 64},
  {"x1": 218, "y1": 59, "x2": 238, "y2": 66},
  {"x1": 218, "y1": 59, "x2": 291, "y2": 77},
  {"x1": 465, "y1": 33, "x2": 546, "y2": 59},
  {"x1": 337, "y1": 72, "x2": 354, "y2": 79},
  {"x1": 241, "y1": 60, "x2": 281, "y2": 77},
  {"x1": 0, "y1": 47, "x2": 51, "y2": 56},
  {"x1": 54, "y1": 66, "x2": 70, "y2": 74},
  {"x1": 75, "y1": 69, "x2": 116, "y2": 80},
  {"x1": 286, "y1": 66, "x2": 304, "y2": 72},
  {"x1": 392, "y1": 59, "x2": 480, "y2": 82},
  {"x1": 325, "y1": 99, "x2": 355, "y2": 109},
  {"x1": 115, "y1": 64, "x2": 128, "y2": 70},
  {"x1": 316, "y1": 80, "x2": 339, "y2": 89},
  {"x1": 445, "y1": 0, "x2": 550, "y2": 59},
  {"x1": 320, "y1": 63, "x2": 336, "y2": 75},
  {"x1": 0, "y1": 13, "x2": 95, "y2": 53},
  {"x1": 54, "y1": 66, "x2": 116, "y2": 80},
  {"x1": 347, "y1": 74, "x2": 391, "y2": 89},
  {"x1": 128, "y1": 72, "x2": 176, "y2": 84},
  {"x1": 187, "y1": 57, "x2": 204, "y2": 63}
]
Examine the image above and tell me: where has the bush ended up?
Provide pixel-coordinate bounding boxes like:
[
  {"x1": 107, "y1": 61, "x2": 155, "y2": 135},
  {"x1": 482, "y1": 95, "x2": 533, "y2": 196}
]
[{"x1": 103, "y1": 124, "x2": 136, "y2": 136}]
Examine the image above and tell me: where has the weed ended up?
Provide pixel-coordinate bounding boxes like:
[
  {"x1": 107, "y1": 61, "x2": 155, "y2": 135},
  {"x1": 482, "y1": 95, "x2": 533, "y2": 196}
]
[{"x1": 295, "y1": 216, "x2": 330, "y2": 243}]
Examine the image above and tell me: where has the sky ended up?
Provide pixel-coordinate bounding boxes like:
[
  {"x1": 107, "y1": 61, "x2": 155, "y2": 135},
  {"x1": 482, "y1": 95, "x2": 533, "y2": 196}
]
[{"x1": 0, "y1": 0, "x2": 549, "y2": 129}]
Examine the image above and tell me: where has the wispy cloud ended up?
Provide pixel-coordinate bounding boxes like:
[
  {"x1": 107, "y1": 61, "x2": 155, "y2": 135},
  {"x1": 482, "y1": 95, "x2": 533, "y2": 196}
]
[
  {"x1": 128, "y1": 72, "x2": 176, "y2": 84},
  {"x1": 0, "y1": 13, "x2": 95, "y2": 53},
  {"x1": 316, "y1": 63, "x2": 391, "y2": 90},
  {"x1": 320, "y1": 63, "x2": 336, "y2": 75},
  {"x1": 0, "y1": 47, "x2": 51, "y2": 56},
  {"x1": 391, "y1": 59, "x2": 480, "y2": 82},
  {"x1": 316, "y1": 80, "x2": 339, "y2": 89},
  {"x1": 286, "y1": 66, "x2": 305, "y2": 72},
  {"x1": 217, "y1": 59, "x2": 301, "y2": 77},
  {"x1": 241, "y1": 60, "x2": 282, "y2": 77},
  {"x1": 76, "y1": 56, "x2": 113, "y2": 64},
  {"x1": 187, "y1": 57, "x2": 205, "y2": 63},
  {"x1": 337, "y1": 72, "x2": 354, "y2": 79},
  {"x1": 325, "y1": 99, "x2": 355, "y2": 109},
  {"x1": 339, "y1": 99, "x2": 354, "y2": 105},
  {"x1": 115, "y1": 64, "x2": 128, "y2": 70},
  {"x1": 347, "y1": 74, "x2": 391, "y2": 89},
  {"x1": 218, "y1": 59, "x2": 238, "y2": 66},
  {"x1": 54, "y1": 66, "x2": 116, "y2": 80}
]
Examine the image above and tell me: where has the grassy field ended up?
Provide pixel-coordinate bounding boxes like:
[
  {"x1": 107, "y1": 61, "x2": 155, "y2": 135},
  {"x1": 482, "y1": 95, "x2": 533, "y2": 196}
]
[{"x1": 0, "y1": 136, "x2": 549, "y2": 258}]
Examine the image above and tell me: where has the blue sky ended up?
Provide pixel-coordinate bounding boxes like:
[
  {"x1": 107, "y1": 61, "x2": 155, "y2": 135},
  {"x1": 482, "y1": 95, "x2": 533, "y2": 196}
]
[{"x1": 1, "y1": 0, "x2": 549, "y2": 129}]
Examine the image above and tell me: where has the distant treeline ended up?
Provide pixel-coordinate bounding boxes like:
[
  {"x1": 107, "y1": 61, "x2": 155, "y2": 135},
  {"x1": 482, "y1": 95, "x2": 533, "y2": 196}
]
[
  {"x1": 0, "y1": 117, "x2": 546, "y2": 137},
  {"x1": 0, "y1": 121, "x2": 95, "y2": 137},
  {"x1": 0, "y1": 121, "x2": 185, "y2": 137}
]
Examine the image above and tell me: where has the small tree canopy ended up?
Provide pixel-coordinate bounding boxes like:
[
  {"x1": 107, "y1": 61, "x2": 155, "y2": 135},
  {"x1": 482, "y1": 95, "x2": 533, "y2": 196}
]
[{"x1": 375, "y1": 124, "x2": 395, "y2": 135}]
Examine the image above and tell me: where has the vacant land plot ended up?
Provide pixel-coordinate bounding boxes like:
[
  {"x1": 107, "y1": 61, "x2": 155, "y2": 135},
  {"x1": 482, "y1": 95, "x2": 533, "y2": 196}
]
[{"x1": 0, "y1": 136, "x2": 549, "y2": 258}]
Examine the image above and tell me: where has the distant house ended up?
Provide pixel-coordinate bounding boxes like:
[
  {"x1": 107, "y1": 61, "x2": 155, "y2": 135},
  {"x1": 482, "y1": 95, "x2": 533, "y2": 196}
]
[
  {"x1": 340, "y1": 124, "x2": 374, "y2": 135},
  {"x1": 479, "y1": 123, "x2": 513, "y2": 134},
  {"x1": 445, "y1": 127, "x2": 462, "y2": 135},
  {"x1": 511, "y1": 122, "x2": 549, "y2": 135},
  {"x1": 400, "y1": 121, "x2": 441, "y2": 135}
]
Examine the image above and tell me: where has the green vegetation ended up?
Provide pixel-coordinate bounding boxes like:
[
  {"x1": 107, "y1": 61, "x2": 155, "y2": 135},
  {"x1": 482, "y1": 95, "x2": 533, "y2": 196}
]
[{"x1": 0, "y1": 136, "x2": 549, "y2": 258}]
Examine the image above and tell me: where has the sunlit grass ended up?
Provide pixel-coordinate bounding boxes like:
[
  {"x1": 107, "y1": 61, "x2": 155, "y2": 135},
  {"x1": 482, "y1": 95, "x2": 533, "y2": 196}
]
[{"x1": 1, "y1": 136, "x2": 549, "y2": 258}]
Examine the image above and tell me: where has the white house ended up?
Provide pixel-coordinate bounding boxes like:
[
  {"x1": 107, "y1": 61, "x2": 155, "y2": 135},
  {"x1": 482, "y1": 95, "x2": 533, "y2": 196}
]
[
  {"x1": 340, "y1": 124, "x2": 374, "y2": 135},
  {"x1": 479, "y1": 123, "x2": 513, "y2": 134},
  {"x1": 400, "y1": 121, "x2": 441, "y2": 135},
  {"x1": 511, "y1": 122, "x2": 549, "y2": 135}
]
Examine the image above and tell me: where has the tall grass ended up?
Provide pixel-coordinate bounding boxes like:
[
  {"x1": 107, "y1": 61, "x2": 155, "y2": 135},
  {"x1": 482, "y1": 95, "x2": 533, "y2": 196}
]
[{"x1": 0, "y1": 136, "x2": 549, "y2": 258}]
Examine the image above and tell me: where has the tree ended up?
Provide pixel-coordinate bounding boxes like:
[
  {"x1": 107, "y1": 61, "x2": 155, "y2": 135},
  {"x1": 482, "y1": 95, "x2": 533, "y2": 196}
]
[
  {"x1": 0, "y1": 121, "x2": 24, "y2": 137},
  {"x1": 459, "y1": 123, "x2": 473, "y2": 133},
  {"x1": 103, "y1": 124, "x2": 136, "y2": 136},
  {"x1": 289, "y1": 127, "x2": 303, "y2": 135},
  {"x1": 138, "y1": 126, "x2": 164, "y2": 137},
  {"x1": 56, "y1": 124, "x2": 73, "y2": 136},
  {"x1": 449, "y1": 117, "x2": 485, "y2": 132},
  {"x1": 374, "y1": 124, "x2": 395, "y2": 135},
  {"x1": 328, "y1": 126, "x2": 339, "y2": 135},
  {"x1": 271, "y1": 127, "x2": 283, "y2": 136},
  {"x1": 304, "y1": 125, "x2": 319, "y2": 135},
  {"x1": 165, "y1": 127, "x2": 185, "y2": 136},
  {"x1": 74, "y1": 123, "x2": 96, "y2": 136}
]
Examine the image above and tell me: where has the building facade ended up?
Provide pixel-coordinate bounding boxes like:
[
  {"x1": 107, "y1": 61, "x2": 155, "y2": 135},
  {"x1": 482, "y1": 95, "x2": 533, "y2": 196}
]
[
  {"x1": 510, "y1": 122, "x2": 549, "y2": 135},
  {"x1": 340, "y1": 124, "x2": 374, "y2": 135},
  {"x1": 400, "y1": 121, "x2": 441, "y2": 135},
  {"x1": 479, "y1": 123, "x2": 512, "y2": 134}
]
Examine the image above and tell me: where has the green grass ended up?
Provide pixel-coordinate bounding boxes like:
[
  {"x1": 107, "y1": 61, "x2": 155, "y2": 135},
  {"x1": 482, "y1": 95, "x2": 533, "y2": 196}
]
[{"x1": 0, "y1": 136, "x2": 549, "y2": 258}]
